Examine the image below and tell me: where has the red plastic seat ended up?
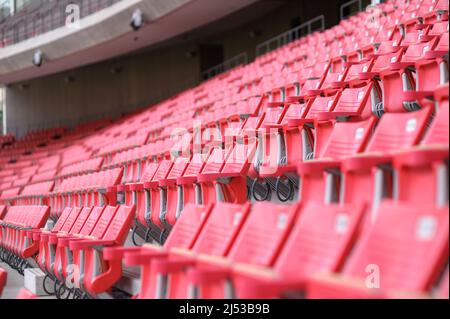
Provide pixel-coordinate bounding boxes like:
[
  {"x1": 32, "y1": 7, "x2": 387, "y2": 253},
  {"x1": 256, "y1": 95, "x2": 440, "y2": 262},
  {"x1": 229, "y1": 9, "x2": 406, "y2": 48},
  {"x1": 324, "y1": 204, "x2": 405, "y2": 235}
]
[
  {"x1": 341, "y1": 106, "x2": 434, "y2": 209},
  {"x1": 199, "y1": 141, "x2": 257, "y2": 204},
  {"x1": 0, "y1": 205, "x2": 49, "y2": 260},
  {"x1": 230, "y1": 201, "x2": 367, "y2": 298},
  {"x1": 297, "y1": 117, "x2": 377, "y2": 203},
  {"x1": 126, "y1": 202, "x2": 251, "y2": 299},
  {"x1": 68, "y1": 205, "x2": 135, "y2": 297},
  {"x1": 159, "y1": 156, "x2": 191, "y2": 229},
  {"x1": 37, "y1": 206, "x2": 83, "y2": 274},
  {"x1": 129, "y1": 162, "x2": 160, "y2": 228},
  {"x1": 103, "y1": 203, "x2": 214, "y2": 299},
  {"x1": 379, "y1": 37, "x2": 439, "y2": 113},
  {"x1": 306, "y1": 201, "x2": 449, "y2": 298},
  {"x1": 182, "y1": 201, "x2": 300, "y2": 298},
  {"x1": 393, "y1": 85, "x2": 449, "y2": 206}
]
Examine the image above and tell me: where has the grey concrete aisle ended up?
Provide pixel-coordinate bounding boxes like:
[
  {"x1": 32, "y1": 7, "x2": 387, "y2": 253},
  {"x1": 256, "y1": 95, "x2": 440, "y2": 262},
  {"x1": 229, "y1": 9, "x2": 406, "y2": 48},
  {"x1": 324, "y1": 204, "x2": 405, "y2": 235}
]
[{"x1": 0, "y1": 262, "x2": 55, "y2": 299}]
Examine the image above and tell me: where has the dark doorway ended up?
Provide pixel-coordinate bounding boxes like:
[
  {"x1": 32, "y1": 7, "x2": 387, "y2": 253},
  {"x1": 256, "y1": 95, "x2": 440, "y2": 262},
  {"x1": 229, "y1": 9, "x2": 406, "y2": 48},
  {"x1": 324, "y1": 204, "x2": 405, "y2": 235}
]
[{"x1": 199, "y1": 44, "x2": 224, "y2": 79}]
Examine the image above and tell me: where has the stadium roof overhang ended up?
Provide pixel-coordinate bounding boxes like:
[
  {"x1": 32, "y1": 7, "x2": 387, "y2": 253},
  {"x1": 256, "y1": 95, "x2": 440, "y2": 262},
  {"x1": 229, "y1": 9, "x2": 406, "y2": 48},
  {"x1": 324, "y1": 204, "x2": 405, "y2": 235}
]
[{"x1": 0, "y1": 0, "x2": 261, "y2": 85}]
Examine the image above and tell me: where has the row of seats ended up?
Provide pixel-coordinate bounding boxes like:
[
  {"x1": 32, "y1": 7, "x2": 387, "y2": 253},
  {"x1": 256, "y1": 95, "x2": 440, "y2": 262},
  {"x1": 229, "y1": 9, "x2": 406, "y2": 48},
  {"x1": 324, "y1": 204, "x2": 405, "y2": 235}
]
[
  {"x1": 102, "y1": 199, "x2": 448, "y2": 299},
  {"x1": 27, "y1": 205, "x2": 135, "y2": 298},
  {"x1": 104, "y1": 87, "x2": 445, "y2": 244},
  {"x1": 0, "y1": 0, "x2": 448, "y2": 239},
  {"x1": 0, "y1": 206, "x2": 50, "y2": 275},
  {"x1": 47, "y1": 168, "x2": 123, "y2": 218},
  {"x1": 0, "y1": 0, "x2": 447, "y2": 299}
]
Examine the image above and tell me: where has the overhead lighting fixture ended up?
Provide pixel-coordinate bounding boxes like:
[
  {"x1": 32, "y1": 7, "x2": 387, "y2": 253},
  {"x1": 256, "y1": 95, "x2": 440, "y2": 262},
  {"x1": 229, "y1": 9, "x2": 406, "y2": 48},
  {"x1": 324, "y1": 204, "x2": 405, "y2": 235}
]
[
  {"x1": 130, "y1": 9, "x2": 144, "y2": 31},
  {"x1": 33, "y1": 50, "x2": 44, "y2": 67}
]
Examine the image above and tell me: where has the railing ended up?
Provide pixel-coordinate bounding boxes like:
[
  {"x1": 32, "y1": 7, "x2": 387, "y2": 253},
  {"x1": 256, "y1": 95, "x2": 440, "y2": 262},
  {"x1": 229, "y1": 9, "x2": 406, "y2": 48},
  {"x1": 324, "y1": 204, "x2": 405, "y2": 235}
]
[
  {"x1": 255, "y1": 15, "x2": 325, "y2": 57},
  {"x1": 340, "y1": 0, "x2": 375, "y2": 20},
  {"x1": 201, "y1": 52, "x2": 248, "y2": 80},
  {"x1": 0, "y1": 0, "x2": 13, "y2": 22},
  {"x1": 0, "y1": 0, "x2": 123, "y2": 48}
]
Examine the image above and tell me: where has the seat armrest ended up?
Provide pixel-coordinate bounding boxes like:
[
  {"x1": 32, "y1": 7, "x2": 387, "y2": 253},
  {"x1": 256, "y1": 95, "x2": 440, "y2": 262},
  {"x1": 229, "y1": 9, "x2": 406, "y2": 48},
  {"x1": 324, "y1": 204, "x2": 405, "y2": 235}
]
[
  {"x1": 103, "y1": 246, "x2": 144, "y2": 261},
  {"x1": 341, "y1": 153, "x2": 392, "y2": 172},
  {"x1": 176, "y1": 176, "x2": 198, "y2": 185},
  {"x1": 152, "y1": 256, "x2": 196, "y2": 274},
  {"x1": 393, "y1": 146, "x2": 449, "y2": 168},
  {"x1": 306, "y1": 273, "x2": 384, "y2": 299},
  {"x1": 69, "y1": 239, "x2": 116, "y2": 250},
  {"x1": 298, "y1": 159, "x2": 341, "y2": 175},
  {"x1": 143, "y1": 181, "x2": 159, "y2": 189},
  {"x1": 231, "y1": 264, "x2": 305, "y2": 298}
]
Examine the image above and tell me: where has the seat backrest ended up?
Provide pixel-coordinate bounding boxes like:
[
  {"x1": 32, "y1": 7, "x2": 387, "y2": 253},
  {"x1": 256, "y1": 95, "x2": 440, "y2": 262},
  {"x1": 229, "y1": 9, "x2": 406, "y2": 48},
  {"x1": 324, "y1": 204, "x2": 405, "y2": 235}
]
[
  {"x1": 70, "y1": 207, "x2": 93, "y2": 234},
  {"x1": 428, "y1": 21, "x2": 449, "y2": 36},
  {"x1": 60, "y1": 207, "x2": 83, "y2": 233},
  {"x1": 199, "y1": 148, "x2": 229, "y2": 176},
  {"x1": 320, "y1": 117, "x2": 377, "y2": 159},
  {"x1": 241, "y1": 115, "x2": 264, "y2": 134},
  {"x1": 165, "y1": 156, "x2": 190, "y2": 180},
  {"x1": 422, "y1": 94, "x2": 449, "y2": 146},
  {"x1": 102, "y1": 205, "x2": 136, "y2": 244},
  {"x1": 52, "y1": 207, "x2": 73, "y2": 232},
  {"x1": 79, "y1": 206, "x2": 105, "y2": 236},
  {"x1": 21, "y1": 181, "x2": 54, "y2": 196},
  {"x1": 366, "y1": 107, "x2": 433, "y2": 153},
  {"x1": 282, "y1": 102, "x2": 309, "y2": 122},
  {"x1": 306, "y1": 95, "x2": 339, "y2": 119},
  {"x1": 140, "y1": 162, "x2": 160, "y2": 183},
  {"x1": 0, "y1": 187, "x2": 21, "y2": 199},
  {"x1": 333, "y1": 84, "x2": 373, "y2": 114},
  {"x1": 221, "y1": 141, "x2": 257, "y2": 176},
  {"x1": 164, "y1": 204, "x2": 213, "y2": 249},
  {"x1": 89, "y1": 206, "x2": 118, "y2": 239},
  {"x1": 435, "y1": 32, "x2": 449, "y2": 51},
  {"x1": 192, "y1": 202, "x2": 251, "y2": 256},
  {"x1": 151, "y1": 160, "x2": 173, "y2": 182},
  {"x1": 274, "y1": 201, "x2": 366, "y2": 278},
  {"x1": 401, "y1": 38, "x2": 438, "y2": 62},
  {"x1": 372, "y1": 50, "x2": 403, "y2": 73},
  {"x1": 262, "y1": 107, "x2": 286, "y2": 126},
  {"x1": 182, "y1": 153, "x2": 208, "y2": 178},
  {"x1": 28, "y1": 206, "x2": 50, "y2": 229},
  {"x1": 226, "y1": 202, "x2": 299, "y2": 267},
  {"x1": 106, "y1": 167, "x2": 124, "y2": 186},
  {"x1": 346, "y1": 60, "x2": 373, "y2": 81},
  {"x1": 343, "y1": 200, "x2": 449, "y2": 292}
]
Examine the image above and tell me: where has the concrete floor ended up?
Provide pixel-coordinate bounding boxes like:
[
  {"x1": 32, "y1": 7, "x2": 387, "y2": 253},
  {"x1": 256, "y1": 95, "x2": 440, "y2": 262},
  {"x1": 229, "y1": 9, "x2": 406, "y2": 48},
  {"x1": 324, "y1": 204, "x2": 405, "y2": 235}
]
[{"x1": 0, "y1": 262, "x2": 54, "y2": 299}]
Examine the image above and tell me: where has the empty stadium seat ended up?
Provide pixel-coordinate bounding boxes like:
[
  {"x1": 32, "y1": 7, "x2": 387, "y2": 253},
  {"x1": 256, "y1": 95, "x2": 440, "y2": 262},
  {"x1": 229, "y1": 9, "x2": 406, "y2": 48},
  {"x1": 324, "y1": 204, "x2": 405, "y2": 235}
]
[
  {"x1": 0, "y1": 0, "x2": 447, "y2": 300},
  {"x1": 340, "y1": 106, "x2": 434, "y2": 212},
  {"x1": 393, "y1": 85, "x2": 449, "y2": 206},
  {"x1": 227, "y1": 201, "x2": 366, "y2": 298},
  {"x1": 0, "y1": 206, "x2": 50, "y2": 273},
  {"x1": 306, "y1": 201, "x2": 449, "y2": 298},
  {"x1": 170, "y1": 201, "x2": 298, "y2": 299},
  {"x1": 67, "y1": 205, "x2": 135, "y2": 297}
]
